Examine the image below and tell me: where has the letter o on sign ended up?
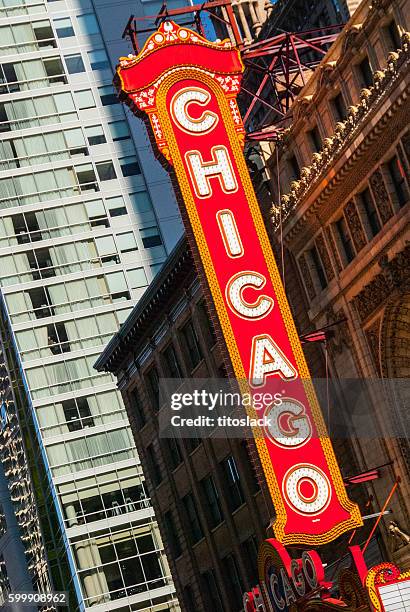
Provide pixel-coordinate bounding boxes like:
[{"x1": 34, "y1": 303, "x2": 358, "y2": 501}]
[
  {"x1": 302, "y1": 552, "x2": 318, "y2": 590},
  {"x1": 283, "y1": 464, "x2": 331, "y2": 515}
]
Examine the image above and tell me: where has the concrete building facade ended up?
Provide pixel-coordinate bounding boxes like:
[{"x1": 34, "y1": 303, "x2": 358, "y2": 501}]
[{"x1": 0, "y1": 0, "x2": 187, "y2": 609}]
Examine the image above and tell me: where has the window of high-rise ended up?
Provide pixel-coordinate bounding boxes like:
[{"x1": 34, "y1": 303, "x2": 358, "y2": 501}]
[{"x1": 0, "y1": 0, "x2": 183, "y2": 609}]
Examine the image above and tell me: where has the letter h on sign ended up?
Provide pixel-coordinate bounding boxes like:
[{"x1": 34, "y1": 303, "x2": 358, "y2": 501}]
[{"x1": 115, "y1": 21, "x2": 362, "y2": 546}]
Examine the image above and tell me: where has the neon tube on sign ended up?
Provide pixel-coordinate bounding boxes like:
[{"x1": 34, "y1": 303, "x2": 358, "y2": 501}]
[{"x1": 116, "y1": 21, "x2": 362, "y2": 545}]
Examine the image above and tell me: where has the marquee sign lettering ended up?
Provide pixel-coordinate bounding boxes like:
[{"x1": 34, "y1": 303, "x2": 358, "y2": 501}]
[
  {"x1": 115, "y1": 21, "x2": 362, "y2": 545},
  {"x1": 245, "y1": 539, "x2": 327, "y2": 611},
  {"x1": 244, "y1": 538, "x2": 374, "y2": 611}
]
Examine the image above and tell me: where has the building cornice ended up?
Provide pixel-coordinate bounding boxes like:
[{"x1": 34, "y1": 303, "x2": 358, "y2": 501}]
[
  {"x1": 267, "y1": 0, "x2": 394, "y2": 149},
  {"x1": 272, "y1": 33, "x2": 409, "y2": 246}
]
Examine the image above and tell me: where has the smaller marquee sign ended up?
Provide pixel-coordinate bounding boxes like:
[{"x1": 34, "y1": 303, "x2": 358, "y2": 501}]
[
  {"x1": 365, "y1": 563, "x2": 410, "y2": 611},
  {"x1": 244, "y1": 538, "x2": 373, "y2": 611}
]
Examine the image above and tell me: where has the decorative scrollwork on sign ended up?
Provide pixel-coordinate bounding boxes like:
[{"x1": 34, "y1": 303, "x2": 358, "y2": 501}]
[
  {"x1": 215, "y1": 75, "x2": 241, "y2": 93},
  {"x1": 150, "y1": 113, "x2": 163, "y2": 139},
  {"x1": 131, "y1": 88, "x2": 157, "y2": 109}
]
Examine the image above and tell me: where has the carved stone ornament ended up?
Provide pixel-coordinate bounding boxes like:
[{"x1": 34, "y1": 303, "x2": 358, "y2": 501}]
[
  {"x1": 388, "y1": 521, "x2": 410, "y2": 549},
  {"x1": 402, "y1": 130, "x2": 410, "y2": 165},
  {"x1": 325, "y1": 306, "x2": 350, "y2": 353},
  {"x1": 318, "y1": 61, "x2": 337, "y2": 88},
  {"x1": 264, "y1": 0, "x2": 273, "y2": 16},
  {"x1": 365, "y1": 318, "x2": 381, "y2": 374},
  {"x1": 369, "y1": 0, "x2": 386, "y2": 12},
  {"x1": 378, "y1": 250, "x2": 410, "y2": 291},
  {"x1": 315, "y1": 232, "x2": 335, "y2": 281},
  {"x1": 344, "y1": 200, "x2": 367, "y2": 253},
  {"x1": 298, "y1": 253, "x2": 316, "y2": 300},
  {"x1": 272, "y1": 31, "x2": 410, "y2": 229},
  {"x1": 354, "y1": 274, "x2": 391, "y2": 323},
  {"x1": 342, "y1": 24, "x2": 363, "y2": 54},
  {"x1": 369, "y1": 170, "x2": 394, "y2": 224},
  {"x1": 353, "y1": 245, "x2": 410, "y2": 322},
  {"x1": 293, "y1": 95, "x2": 313, "y2": 121},
  {"x1": 325, "y1": 227, "x2": 343, "y2": 273}
]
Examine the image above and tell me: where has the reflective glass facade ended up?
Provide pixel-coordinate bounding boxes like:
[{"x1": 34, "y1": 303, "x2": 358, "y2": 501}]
[{"x1": 0, "y1": 0, "x2": 183, "y2": 609}]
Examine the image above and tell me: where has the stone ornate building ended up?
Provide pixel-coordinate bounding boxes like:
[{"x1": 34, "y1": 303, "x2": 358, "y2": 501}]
[
  {"x1": 213, "y1": 0, "x2": 272, "y2": 44},
  {"x1": 264, "y1": 0, "x2": 410, "y2": 568}
]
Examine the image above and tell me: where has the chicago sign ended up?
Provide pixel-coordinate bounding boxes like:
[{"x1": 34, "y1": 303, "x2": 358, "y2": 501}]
[{"x1": 115, "y1": 21, "x2": 362, "y2": 545}]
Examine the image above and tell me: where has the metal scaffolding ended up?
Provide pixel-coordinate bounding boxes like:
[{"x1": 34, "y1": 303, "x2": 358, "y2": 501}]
[
  {"x1": 122, "y1": 0, "x2": 344, "y2": 142},
  {"x1": 240, "y1": 24, "x2": 343, "y2": 139}
]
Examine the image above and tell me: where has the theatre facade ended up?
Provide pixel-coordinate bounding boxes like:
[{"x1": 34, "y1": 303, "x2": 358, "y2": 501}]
[
  {"x1": 96, "y1": 0, "x2": 410, "y2": 609},
  {"x1": 264, "y1": 0, "x2": 410, "y2": 572}
]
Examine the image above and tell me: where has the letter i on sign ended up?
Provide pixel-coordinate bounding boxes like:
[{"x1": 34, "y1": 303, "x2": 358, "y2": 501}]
[{"x1": 116, "y1": 21, "x2": 362, "y2": 546}]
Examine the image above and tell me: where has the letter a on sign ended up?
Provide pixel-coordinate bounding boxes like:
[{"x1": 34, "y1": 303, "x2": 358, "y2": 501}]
[{"x1": 115, "y1": 21, "x2": 362, "y2": 546}]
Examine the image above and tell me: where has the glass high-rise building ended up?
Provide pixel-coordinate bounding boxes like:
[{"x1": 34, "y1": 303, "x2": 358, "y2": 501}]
[{"x1": 0, "y1": 0, "x2": 184, "y2": 609}]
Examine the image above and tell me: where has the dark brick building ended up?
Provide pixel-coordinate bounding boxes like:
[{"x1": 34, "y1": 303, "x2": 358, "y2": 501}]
[{"x1": 96, "y1": 239, "x2": 274, "y2": 612}]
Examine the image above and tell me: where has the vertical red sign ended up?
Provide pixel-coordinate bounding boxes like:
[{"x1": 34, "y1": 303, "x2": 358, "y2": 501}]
[{"x1": 116, "y1": 21, "x2": 362, "y2": 545}]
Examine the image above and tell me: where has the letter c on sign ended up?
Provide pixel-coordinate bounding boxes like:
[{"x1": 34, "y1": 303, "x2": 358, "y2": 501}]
[
  {"x1": 269, "y1": 573, "x2": 285, "y2": 610},
  {"x1": 171, "y1": 87, "x2": 218, "y2": 134},
  {"x1": 290, "y1": 559, "x2": 306, "y2": 597},
  {"x1": 243, "y1": 588, "x2": 266, "y2": 612},
  {"x1": 226, "y1": 272, "x2": 274, "y2": 320}
]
